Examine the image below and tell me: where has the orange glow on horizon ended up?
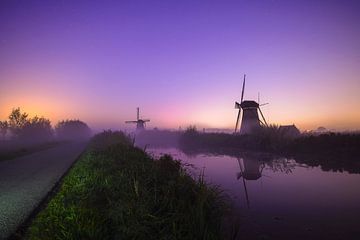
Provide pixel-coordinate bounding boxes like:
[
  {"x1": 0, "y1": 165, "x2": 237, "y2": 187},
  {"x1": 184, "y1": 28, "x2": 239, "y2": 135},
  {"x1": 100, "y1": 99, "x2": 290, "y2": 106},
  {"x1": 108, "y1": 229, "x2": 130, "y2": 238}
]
[{"x1": 1, "y1": 72, "x2": 359, "y2": 132}]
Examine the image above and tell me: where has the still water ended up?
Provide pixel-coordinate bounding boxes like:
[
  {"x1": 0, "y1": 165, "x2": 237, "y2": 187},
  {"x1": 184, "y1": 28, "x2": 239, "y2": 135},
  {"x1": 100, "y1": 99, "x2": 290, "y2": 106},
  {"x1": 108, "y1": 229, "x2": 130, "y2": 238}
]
[{"x1": 148, "y1": 147, "x2": 360, "y2": 240}]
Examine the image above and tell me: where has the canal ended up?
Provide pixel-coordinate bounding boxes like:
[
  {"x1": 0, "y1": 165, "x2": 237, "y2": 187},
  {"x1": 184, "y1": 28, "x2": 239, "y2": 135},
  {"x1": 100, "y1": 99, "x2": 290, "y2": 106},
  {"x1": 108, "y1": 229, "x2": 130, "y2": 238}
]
[{"x1": 148, "y1": 147, "x2": 360, "y2": 240}]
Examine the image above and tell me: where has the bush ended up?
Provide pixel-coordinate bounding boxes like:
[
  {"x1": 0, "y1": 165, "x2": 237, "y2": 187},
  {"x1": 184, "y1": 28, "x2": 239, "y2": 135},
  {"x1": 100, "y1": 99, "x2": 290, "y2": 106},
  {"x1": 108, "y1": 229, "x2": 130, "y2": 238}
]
[
  {"x1": 55, "y1": 120, "x2": 92, "y2": 141},
  {"x1": 20, "y1": 116, "x2": 53, "y2": 142},
  {"x1": 88, "y1": 130, "x2": 132, "y2": 151}
]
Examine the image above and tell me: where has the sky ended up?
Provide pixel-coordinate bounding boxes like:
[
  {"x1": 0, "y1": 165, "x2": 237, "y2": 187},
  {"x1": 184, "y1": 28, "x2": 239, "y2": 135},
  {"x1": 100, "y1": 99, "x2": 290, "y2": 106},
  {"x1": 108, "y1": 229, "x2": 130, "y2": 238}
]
[{"x1": 0, "y1": 0, "x2": 359, "y2": 131}]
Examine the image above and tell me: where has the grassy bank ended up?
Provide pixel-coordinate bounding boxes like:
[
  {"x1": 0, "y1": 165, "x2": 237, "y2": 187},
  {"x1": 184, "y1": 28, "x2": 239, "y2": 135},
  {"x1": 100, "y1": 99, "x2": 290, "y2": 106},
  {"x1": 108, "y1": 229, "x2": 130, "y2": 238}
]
[{"x1": 26, "y1": 131, "x2": 227, "y2": 240}]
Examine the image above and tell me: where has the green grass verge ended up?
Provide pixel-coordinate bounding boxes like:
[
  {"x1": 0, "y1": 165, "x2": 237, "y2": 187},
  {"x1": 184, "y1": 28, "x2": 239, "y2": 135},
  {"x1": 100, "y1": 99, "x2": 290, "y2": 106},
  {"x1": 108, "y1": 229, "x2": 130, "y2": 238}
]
[{"x1": 26, "y1": 131, "x2": 227, "y2": 240}]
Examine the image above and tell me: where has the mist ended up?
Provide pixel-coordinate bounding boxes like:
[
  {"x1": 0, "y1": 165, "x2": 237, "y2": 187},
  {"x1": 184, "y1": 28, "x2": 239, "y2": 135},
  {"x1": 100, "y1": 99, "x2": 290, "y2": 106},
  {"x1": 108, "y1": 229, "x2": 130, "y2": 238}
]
[{"x1": 1, "y1": 1, "x2": 360, "y2": 239}]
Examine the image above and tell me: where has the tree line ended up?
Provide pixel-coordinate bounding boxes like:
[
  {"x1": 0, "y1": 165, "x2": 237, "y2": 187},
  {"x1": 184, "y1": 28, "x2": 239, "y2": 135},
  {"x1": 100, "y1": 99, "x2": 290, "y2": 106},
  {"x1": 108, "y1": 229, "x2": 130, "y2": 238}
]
[{"x1": 0, "y1": 108, "x2": 91, "y2": 142}]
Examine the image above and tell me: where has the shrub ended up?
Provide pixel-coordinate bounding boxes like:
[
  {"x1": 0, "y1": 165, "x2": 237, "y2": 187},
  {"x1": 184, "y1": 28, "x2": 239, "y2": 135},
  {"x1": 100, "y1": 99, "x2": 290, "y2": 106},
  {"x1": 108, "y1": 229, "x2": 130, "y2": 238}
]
[
  {"x1": 20, "y1": 116, "x2": 53, "y2": 142},
  {"x1": 55, "y1": 120, "x2": 92, "y2": 141}
]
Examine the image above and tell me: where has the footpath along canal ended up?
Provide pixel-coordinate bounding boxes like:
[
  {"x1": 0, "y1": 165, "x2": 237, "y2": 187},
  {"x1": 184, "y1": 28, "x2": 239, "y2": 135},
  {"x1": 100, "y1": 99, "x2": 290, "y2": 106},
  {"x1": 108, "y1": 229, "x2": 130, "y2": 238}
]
[{"x1": 0, "y1": 141, "x2": 87, "y2": 239}]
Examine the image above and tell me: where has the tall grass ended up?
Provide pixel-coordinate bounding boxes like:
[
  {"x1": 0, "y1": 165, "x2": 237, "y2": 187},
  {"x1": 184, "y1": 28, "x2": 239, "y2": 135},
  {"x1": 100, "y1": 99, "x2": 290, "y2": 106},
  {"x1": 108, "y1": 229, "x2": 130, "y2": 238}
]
[{"x1": 26, "y1": 131, "x2": 227, "y2": 239}]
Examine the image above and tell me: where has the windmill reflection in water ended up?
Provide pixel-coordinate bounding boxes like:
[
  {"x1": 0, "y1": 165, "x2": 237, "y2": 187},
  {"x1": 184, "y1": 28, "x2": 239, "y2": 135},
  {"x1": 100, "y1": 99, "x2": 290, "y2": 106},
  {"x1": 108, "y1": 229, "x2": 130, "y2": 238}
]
[
  {"x1": 236, "y1": 156, "x2": 265, "y2": 209},
  {"x1": 236, "y1": 155, "x2": 300, "y2": 208}
]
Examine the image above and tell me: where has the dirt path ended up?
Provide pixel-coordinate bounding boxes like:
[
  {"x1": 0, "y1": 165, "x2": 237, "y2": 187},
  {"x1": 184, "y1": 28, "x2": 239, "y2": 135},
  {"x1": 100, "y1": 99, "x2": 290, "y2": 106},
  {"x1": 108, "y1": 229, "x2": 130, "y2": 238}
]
[{"x1": 0, "y1": 142, "x2": 87, "y2": 239}]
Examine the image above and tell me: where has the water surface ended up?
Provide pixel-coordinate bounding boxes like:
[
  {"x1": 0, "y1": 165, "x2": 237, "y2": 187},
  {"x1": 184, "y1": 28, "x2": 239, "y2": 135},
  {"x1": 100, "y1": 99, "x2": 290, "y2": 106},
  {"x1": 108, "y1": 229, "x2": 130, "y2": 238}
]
[{"x1": 148, "y1": 147, "x2": 360, "y2": 240}]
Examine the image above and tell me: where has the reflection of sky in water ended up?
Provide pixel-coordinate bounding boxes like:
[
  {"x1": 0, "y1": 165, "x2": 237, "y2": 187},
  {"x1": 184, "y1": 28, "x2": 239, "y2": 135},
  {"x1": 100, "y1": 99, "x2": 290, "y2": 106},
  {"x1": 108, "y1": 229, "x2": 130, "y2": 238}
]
[{"x1": 148, "y1": 148, "x2": 360, "y2": 240}]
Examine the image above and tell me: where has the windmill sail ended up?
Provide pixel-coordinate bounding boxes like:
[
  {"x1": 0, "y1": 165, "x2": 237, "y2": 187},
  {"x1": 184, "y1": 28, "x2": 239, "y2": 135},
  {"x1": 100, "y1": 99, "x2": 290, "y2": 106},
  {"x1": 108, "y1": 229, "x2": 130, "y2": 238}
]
[{"x1": 234, "y1": 75, "x2": 246, "y2": 133}]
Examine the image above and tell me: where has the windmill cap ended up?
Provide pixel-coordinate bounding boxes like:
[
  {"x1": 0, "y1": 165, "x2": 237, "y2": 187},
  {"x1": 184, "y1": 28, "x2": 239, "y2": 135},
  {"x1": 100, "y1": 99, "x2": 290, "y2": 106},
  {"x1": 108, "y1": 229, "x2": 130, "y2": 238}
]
[{"x1": 240, "y1": 100, "x2": 259, "y2": 108}]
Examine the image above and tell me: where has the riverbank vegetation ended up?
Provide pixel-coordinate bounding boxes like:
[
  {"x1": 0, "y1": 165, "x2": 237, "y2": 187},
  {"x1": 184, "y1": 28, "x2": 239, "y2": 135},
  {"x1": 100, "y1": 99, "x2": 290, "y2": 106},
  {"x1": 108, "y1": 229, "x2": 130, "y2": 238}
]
[
  {"x1": 178, "y1": 126, "x2": 360, "y2": 173},
  {"x1": 26, "y1": 131, "x2": 228, "y2": 239},
  {"x1": 135, "y1": 129, "x2": 180, "y2": 148}
]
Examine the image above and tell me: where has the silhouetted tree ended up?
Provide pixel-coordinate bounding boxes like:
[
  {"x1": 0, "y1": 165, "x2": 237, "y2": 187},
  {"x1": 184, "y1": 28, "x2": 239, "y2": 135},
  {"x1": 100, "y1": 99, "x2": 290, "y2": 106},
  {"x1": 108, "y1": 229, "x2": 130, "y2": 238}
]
[
  {"x1": 6, "y1": 108, "x2": 54, "y2": 142},
  {"x1": 185, "y1": 125, "x2": 198, "y2": 134},
  {"x1": 0, "y1": 120, "x2": 8, "y2": 140},
  {"x1": 55, "y1": 120, "x2": 92, "y2": 141},
  {"x1": 20, "y1": 116, "x2": 53, "y2": 141},
  {"x1": 8, "y1": 108, "x2": 29, "y2": 136}
]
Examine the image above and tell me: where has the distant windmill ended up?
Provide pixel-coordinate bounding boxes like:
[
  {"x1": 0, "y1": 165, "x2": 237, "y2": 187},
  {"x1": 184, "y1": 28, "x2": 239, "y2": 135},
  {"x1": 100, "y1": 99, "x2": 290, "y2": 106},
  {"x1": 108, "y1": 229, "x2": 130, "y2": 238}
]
[
  {"x1": 125, "y1": 107, "x2": 150, "y2": 131},
  {"x1": 234, "y1": 75, "x2": 268, "y2": 134}
]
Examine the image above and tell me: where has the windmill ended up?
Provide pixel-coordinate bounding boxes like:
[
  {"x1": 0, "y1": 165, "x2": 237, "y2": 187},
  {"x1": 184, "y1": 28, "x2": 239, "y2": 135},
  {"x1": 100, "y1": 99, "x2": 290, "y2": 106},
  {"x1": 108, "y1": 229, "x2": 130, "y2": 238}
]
[
  {"x1": 234, "y1": 75, "x2": 268, "y2": 134},
  {"x1": 125, "y1": 107, "x2": 150, "y2": 131}
]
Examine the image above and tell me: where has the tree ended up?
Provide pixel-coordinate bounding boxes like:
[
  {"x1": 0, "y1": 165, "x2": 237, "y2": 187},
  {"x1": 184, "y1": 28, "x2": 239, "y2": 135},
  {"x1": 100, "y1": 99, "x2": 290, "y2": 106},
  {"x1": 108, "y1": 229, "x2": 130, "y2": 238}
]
[
  {"x1": 0, "y1": 120, "x2": 8, "y2": 140},
  {"x1": 7, "y1": 108, "x2": 53, "y2": 142},
  {"x1": 20, "y1": 116, "x2": 53, "y2": 141},
  {"x1": 55, "y1": 120, "x2": 92, "y2": 141},
  {"x1": 8, "y1": 108, "x2": 29, "y2": 136}
]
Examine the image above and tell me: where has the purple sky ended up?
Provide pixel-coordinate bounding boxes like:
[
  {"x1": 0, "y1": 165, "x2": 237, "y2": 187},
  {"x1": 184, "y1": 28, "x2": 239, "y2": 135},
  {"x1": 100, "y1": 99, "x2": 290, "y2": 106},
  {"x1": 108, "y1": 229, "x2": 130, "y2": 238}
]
[{"x1": 1, "y1": 0, "x2": 359, "y2": 131}]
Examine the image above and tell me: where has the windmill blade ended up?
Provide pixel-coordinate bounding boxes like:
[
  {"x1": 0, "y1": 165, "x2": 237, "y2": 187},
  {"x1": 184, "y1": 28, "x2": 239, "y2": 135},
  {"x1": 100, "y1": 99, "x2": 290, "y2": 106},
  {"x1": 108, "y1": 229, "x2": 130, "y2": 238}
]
[
  {"x1": 142, "y1": 119, "x2": 150, "y2": 122},
  {"x1": 260, "y1": 103, "x2": 269, "y2": 107},
  {"x1": 236, "y1": 172, "x2": 242, "y2": 180},
  {"x1": 234, "y1": 109, "x2": 241, "y2": 132},
  {"x1": 234, "y1": 74, "x2": 246, "y2": 133},
  {"x1": 258, "y1": 118, "x2": 265, "y2": 126},
  {"x1": 241, "y1": 74, "x2": 246, "y2": 102},
  {"x1": 125, "y1": 121, "x2": 138, "y2": 123},
  {"x1": 258, "y1": 108, "x2": 268, "y2": 127}
]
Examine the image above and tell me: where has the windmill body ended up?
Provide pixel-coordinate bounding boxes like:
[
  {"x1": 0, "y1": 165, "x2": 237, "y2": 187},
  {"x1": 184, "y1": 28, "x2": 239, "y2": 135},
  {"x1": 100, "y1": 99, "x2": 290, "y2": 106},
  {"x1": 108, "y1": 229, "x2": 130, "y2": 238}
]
[
  {"x1": 135, "y1": 120, "x2": 146, "y2": 130},
  {"x1": 234, "y1": 75, "x2": 268, "y2": 134},
  {"x1": 125, "y1": 107, "x2": 150, "y2": 131},
  {"x1": 239, "y1": 100, "x2": 261, "y2": 134}
]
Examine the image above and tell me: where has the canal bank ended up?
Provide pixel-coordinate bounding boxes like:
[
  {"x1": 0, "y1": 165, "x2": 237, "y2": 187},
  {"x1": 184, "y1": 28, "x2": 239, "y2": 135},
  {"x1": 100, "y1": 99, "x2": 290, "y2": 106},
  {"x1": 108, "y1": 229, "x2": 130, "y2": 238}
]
[
  {"x1": 148, "y1": 147, "x2": 360, "y2": 240},
  {"x1": 25, "y1": 131, "x2": 228, "y2": 239}
]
